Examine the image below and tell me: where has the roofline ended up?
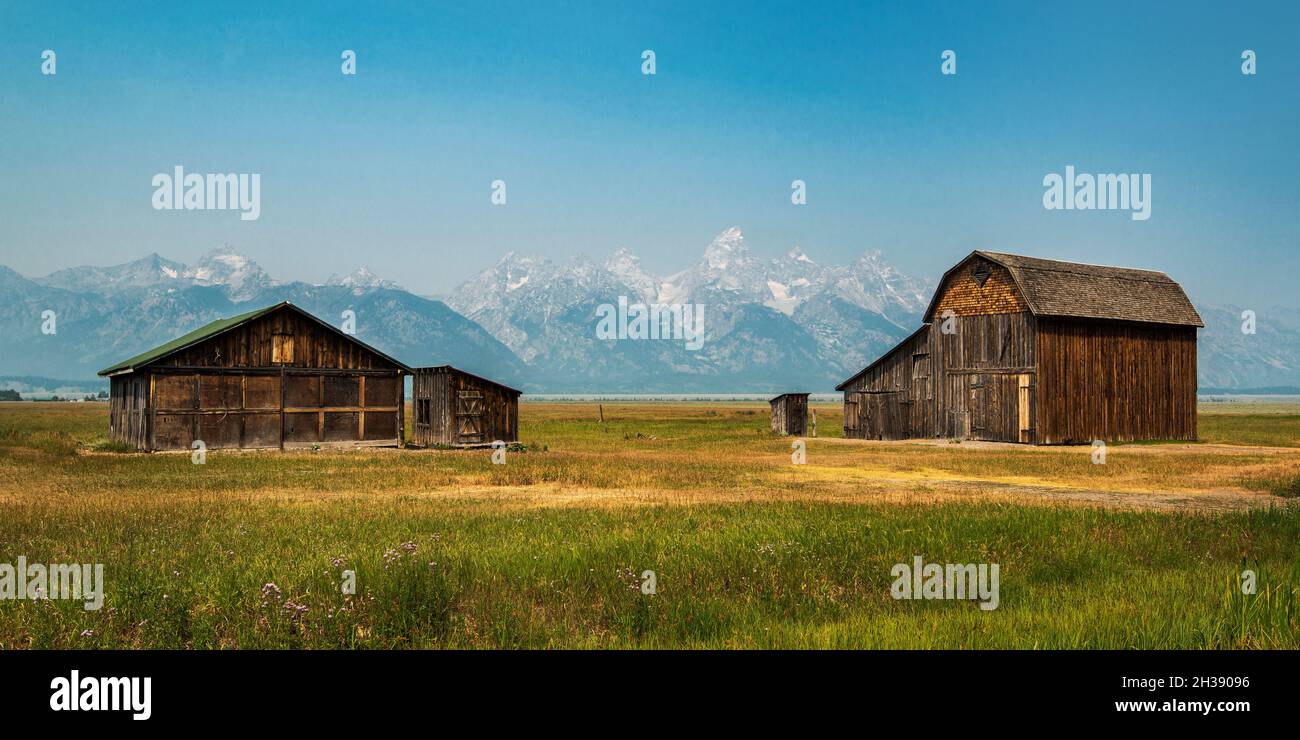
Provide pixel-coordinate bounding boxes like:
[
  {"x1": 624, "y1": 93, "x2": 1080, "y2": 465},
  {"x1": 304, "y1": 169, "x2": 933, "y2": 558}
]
[
  {"x1": 835, "y1": 324, "x2": 929, "y2": 391},
  {"x1": 767, "y1": 392, "x2": 810, "y2": 403},
  {"x1": 97, "y1": 301, "x2": 413, "y2": 376},
  {"x1": 921, "y1": 250, "x2": 1203, "y2": 327},
  {"x1": 975, "y1": 250, "x2": 1176, "y2": 280},
  {"x1": 415, "y1": 364, "x2": 523, "y2": 395},
  {"x1": 1034, "y1": 313, "x2": 1205, "y2": 329}
]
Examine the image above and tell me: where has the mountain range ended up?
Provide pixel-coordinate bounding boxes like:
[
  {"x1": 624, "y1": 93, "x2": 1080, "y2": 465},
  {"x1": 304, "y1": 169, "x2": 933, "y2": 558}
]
[{"x1": 1, "y1": 230, "x2": 1296, "y2": 393}]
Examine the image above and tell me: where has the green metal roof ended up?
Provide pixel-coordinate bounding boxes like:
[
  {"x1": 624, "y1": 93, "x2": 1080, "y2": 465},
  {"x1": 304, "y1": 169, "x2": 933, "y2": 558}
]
[{"x1": 98, "y1": 303, "x2": 284, "y2": 376}]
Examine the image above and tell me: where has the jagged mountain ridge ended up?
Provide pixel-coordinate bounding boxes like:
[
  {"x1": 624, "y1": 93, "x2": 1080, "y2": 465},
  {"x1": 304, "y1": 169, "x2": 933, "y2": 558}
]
[
  {"x1": 3, "y1": 233, "x2": 1296, "y2": 392},
  {"x1": 447, "y1": 227, "x2": 931, "y2": 391}
]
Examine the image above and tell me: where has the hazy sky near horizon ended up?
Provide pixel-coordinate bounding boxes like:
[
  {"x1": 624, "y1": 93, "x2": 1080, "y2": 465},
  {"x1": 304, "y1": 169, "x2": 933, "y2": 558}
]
[{"x1": 1, "y1": 1, "x2": 1296, "y2": 306}]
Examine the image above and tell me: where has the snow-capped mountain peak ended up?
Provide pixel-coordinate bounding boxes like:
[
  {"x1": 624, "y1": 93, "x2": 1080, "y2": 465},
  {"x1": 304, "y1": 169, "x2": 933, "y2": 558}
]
[
  {"x1": 604, "y1": 247, "x2": 657, "y2": 303},
  {"x1": 786, "y1": 245, "x2": 815, "y2": 264},
  {"x1": 701, "y1": 226, "x2": 751, "y2": 271},
  {"x1": 189, "y1": 246, "x2": 273, "y2": 300},
  {"x1": 325, "y1": 266, "x2": 404, "y2": 294}
]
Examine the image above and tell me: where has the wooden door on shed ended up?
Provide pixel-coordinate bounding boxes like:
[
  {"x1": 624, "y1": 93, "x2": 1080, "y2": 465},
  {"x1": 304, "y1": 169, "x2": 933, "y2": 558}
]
[{"x1": 455, "y1": 390, "x2": 484, "y2": 444}]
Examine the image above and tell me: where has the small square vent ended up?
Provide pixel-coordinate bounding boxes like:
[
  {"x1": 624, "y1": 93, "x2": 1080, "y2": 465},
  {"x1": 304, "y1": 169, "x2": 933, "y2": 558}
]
[{"x1": 971, "y1": 263, "x2": 991, "y2": 288}]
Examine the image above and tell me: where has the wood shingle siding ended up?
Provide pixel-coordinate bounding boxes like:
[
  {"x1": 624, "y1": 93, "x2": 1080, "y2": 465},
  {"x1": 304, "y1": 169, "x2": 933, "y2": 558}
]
[{"x1": 930, "y1": 259, "x2": 1028, "y2": 316}]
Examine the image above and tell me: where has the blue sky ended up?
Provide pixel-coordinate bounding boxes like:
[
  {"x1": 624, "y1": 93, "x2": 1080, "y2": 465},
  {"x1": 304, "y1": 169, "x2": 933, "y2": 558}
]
[{"x1": 1, "y1": 1, "x2": 1296, "y2": 306}]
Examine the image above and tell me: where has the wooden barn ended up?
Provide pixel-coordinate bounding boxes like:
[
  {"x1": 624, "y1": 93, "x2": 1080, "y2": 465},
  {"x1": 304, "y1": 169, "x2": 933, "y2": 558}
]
[
  {"x1": 837, "y1": 251, "x2": 1202, "y2": 444},
  {"x1": 99, "y1": 302, "x2": 410, "y2": 451},
  {"x1": 409, "y1": 365, "x2": 521, "y2": 447},
  {"x1": 769, "y1": 393, "x2": 809, "y2": 436}
]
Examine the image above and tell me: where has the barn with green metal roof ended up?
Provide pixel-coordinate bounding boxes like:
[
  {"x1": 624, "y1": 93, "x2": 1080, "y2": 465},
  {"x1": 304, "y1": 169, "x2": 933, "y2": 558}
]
[{"x1": 99, "y1": 302, "x2": 410, "y2": 451}]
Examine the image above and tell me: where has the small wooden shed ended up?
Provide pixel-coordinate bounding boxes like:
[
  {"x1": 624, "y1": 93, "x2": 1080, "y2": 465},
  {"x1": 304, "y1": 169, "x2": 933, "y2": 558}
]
[
  {"x1": 98, "y1": 302, "x2": 410, "y2": 451},
  {"x1": 837, "y1": 251, "x2": 1203, "y2": 444},
  {"x1": 410, "y1": 365, "x2": 521, "y2": 447},
  {"x1": 769, "y1": 393, "x2": 810, "y2": 436}
]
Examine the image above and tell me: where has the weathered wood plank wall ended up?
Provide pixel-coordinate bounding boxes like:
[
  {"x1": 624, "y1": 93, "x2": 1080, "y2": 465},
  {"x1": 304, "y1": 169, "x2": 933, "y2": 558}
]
[
  {"x1": 1036, "y1": 320, "x2": 1196, "y2": 443},
  {"x1": 769, "y1": 394, "x2": 808, "y2": 436},
  {"x1": 410, "y1": 368, "x2": 519, "y2": 447}
]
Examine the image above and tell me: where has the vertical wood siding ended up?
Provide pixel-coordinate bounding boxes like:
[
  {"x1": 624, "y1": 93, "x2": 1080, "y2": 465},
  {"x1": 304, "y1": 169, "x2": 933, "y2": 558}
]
[
  {"x1": 1036, "y1": 319, "x2": 1197, "y2": 443},
  {"x1": 113, "y1": 305, "x2": 405, "y2": 451},
  {"x1": 410, "y1": 367, "x2": 519, "y2": 447},
  {"x1": 769, "y1": 394, "x2": 808, "y2": 436}
]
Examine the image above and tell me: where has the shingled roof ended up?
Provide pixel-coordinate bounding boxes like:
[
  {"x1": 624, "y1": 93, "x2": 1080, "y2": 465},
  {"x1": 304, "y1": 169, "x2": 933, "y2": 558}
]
[{"x1": 924, "y1": 251, "x2": 1204, "y2": 327}]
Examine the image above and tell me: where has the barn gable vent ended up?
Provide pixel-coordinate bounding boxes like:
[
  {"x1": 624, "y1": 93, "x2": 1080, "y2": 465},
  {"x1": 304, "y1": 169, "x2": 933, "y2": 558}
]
[{"x1": 971, "y1": 262, "x2": 992, "y2": 287}]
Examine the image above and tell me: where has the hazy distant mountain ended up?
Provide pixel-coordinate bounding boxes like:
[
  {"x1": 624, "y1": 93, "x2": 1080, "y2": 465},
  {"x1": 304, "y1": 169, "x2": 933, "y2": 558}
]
[
  {"x1": 3, "y1": 234, "x2": 1296, "y2": 392},
  {"x1": 1195, "y1": 304, "x2": 1300, "y2": 389},
  {"x1": 325, "y1": 266, "x2": 405, "y2": 294},
  {"x1": 35, "y1": 246, "x2": 274, "y2": 301},
  {"x1": 1, "y1": 249, "x2": 526, "y2": 386}
]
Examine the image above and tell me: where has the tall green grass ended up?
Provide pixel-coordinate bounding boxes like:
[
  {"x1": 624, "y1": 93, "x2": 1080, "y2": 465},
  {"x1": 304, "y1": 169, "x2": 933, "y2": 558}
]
[{"x1": 2, "y1": 501, "x2": 1296, "y2": 648}]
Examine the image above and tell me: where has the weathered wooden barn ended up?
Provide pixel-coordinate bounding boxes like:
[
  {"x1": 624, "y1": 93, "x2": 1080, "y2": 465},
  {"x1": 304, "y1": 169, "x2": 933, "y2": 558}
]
[
  {"x1": 99, "y1": 302, "x2": 410, "y2": 451},
  {"x1": 410, "y1": 365, "x2": 521, "y2": 447},
  {"x1": 769, "y1": 393, "x2": 809, "y2": 436},
  {"x1": 837, "y1": 251, "x2": 1203, "y2": 444}
]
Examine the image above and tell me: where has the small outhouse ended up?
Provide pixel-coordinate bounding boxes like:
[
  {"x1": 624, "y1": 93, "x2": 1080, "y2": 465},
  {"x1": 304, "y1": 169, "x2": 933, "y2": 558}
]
[{"x1": 769, "y1": 393, "x2": 810, "y2": 436}]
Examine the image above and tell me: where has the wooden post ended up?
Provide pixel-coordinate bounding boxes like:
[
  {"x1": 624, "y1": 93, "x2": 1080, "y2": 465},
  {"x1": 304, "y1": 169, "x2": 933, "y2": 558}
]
[
  {"x1": 598, "y1": 404, "x2": 604, "y2": 423},
  {"x1": 811, "y1": 408, "x2": 817, "y2": 438},
  {"x1": 358, "y1": 375, "x2": 366, "y2": 442},
  {"x1": 397, "y1": 371, "x2": 405, "y2": 448},
  {"x1": 278, "y1": 366, "x2": 286, "y2": 450}
]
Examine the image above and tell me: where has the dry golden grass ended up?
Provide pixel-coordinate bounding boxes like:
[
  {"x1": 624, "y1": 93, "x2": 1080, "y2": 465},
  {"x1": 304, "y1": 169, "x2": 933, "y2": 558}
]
[{"x1": 1, "y1": 401, "x2": 1298, "y2": 649}]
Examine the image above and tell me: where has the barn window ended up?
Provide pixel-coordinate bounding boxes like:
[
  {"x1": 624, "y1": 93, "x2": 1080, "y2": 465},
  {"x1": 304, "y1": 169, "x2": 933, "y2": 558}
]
[
  {"x1": 971, "y1": 263, "x2": 991, "y2": 288},
  {"x1": 416, "y1": 399, "x2": 431, "y2": 425},
  {"x1": 272, "y1": 333, "x2": 294, "y2": 364}
]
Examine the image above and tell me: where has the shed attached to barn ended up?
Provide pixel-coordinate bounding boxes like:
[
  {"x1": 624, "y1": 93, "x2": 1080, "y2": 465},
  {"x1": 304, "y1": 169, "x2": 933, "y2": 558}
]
[
  {"x1": 98, "y1": 302, "x2": 410, "y2": 451},
  {"x1": 409, "y1": 365, "x2": 521, "y2": 447},
  {"x1": 769, "y1": 393, "x2": 810, "y2": 436},
  {"x1": 837, "y1": 251, "x2": 1203, "y2": 444}
]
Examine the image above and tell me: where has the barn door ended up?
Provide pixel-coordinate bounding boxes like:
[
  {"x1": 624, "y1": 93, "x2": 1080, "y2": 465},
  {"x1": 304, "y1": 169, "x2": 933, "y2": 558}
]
[
  {"x1": 844, "y1": 393, "x2": 861, "y2": 437},
  {"x1": 455, "y1": 390, "x2": 484, "y2": 443},
  {"x1": 880, "y1": 392, "x2": 905, "y2": 440},
  {"x1": 132, "y1": 377, "x2": 147, "y2": 449},
  {"x1": 1017, "y1": 373, "x2": 1035, "y2": 444},
  {"x1": 968, "y1": 377, "x2": 990, "y2": 440}
]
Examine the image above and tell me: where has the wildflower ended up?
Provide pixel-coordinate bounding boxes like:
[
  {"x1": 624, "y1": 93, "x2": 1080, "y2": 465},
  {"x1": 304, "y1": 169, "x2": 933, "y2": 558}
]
[
  {"x1": 282, "y1": 600, "x2": 309, "y2": 624},
  {"x1": 260, "y1": 582, "x2": 283, "y2": 606}
]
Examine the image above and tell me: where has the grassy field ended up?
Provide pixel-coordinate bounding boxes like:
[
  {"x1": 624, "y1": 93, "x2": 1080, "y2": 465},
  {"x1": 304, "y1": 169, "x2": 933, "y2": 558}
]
[{"x1": 1, "y1": 401, "x2": 1298, "y2": 648}]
